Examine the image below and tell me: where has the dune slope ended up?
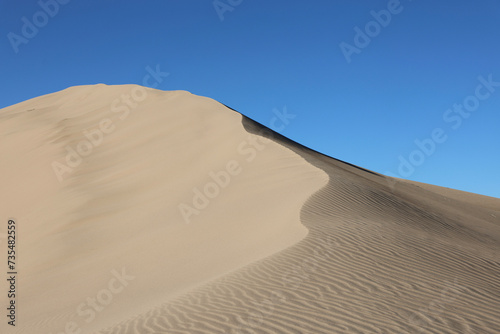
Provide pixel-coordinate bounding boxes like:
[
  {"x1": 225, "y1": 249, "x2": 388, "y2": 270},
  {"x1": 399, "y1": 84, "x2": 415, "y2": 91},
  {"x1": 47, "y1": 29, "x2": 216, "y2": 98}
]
[
  {"x1": 99, "y1": 105, "x2": 500, "y2": 334},
  {"x1": 1, "y1": 85, "x2": 499, "y2": 334},
  {"x1": 0, "y1": 85, "x2": 327, "y2": 334}
]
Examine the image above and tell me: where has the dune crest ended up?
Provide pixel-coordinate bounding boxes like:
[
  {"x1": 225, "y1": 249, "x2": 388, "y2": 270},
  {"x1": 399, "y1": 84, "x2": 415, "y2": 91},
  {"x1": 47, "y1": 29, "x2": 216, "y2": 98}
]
[
  {"x1": 1, "y1": 85, "x2": 499, "y2": 333},
  {"x1": 0, "y1": 85, "x2": 327, "y2": 333}
]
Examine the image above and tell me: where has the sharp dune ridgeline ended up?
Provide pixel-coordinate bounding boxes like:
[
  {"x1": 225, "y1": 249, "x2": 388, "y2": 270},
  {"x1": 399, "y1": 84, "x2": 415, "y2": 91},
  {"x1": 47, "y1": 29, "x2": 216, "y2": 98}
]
[{"x1": 1, "y1": 84, "x2": 499, "y2": 334}]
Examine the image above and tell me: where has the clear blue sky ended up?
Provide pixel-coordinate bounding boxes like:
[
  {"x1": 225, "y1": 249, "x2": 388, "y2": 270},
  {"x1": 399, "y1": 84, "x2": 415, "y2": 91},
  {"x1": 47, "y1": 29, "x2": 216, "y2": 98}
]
[{"x1": 1, "y1": 0, "x2": 499, "y2": 198}]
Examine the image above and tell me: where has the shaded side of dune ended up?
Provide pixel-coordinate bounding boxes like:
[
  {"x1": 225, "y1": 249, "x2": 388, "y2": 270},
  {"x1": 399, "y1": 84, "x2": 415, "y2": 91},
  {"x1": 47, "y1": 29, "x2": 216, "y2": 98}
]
[{"x1": 97, "y1": 113, "x2": 500, "y2": 333}]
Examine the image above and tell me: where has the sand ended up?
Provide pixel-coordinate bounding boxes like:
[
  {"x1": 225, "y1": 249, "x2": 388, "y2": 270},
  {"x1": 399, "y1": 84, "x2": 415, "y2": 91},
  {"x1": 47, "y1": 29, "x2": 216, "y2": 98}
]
[{"x1": 1, "y1": 85, "x2": 499, "y2": 334}]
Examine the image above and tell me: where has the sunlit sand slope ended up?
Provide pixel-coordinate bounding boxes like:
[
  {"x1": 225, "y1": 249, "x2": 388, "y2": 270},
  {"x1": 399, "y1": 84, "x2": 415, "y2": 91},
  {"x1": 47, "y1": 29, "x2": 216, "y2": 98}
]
[
  {"x1": 96, "y1": 113, "x2": 500, "y2": 333},
  {"x1": 0, "y1": 85, "x2": 327, "y2": 334}
]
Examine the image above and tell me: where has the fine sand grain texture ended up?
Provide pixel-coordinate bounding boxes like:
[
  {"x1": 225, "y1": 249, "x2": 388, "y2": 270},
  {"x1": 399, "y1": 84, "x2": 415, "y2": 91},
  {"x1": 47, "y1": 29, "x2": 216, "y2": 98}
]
[{"x1": 1, "y1": 85, "x2": 499, "y2": 334}]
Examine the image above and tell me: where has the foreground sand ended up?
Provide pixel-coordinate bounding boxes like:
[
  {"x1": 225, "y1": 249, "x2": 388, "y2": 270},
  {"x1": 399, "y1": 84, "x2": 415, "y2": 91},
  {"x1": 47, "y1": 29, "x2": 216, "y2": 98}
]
[{"x1": 1, "y1": 85, "x2": 499, "y2": 333}]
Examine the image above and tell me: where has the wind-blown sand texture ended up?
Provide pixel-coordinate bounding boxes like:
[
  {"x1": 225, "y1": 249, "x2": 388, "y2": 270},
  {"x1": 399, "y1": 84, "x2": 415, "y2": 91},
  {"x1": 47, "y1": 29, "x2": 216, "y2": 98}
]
[{"x1": 1, "y1": 85, "x2": 499, "y2": 334}]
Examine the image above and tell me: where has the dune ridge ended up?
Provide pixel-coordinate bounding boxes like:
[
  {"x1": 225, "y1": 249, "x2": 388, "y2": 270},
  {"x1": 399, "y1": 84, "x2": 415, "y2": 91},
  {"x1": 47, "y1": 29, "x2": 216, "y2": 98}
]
[
  {"x1": 1, "y1": 85, "x2": 499, "y2": 333},
  {"x1": 0, "y1": 85, "x2": 327, "y2": 334},
  {"x1": 94, "y1": 110, "x2": 500, "y2": 333}
]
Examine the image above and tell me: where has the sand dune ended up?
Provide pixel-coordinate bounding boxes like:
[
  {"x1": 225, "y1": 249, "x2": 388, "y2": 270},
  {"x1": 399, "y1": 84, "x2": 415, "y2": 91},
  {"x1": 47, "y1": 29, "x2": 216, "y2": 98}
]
[{"x1": 1, "y1": 85, "x2": 499, "y2": 334}]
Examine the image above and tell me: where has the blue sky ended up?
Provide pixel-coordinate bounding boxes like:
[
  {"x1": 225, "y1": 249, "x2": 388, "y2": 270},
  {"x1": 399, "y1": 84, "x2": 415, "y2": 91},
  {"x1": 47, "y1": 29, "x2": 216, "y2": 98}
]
[{"x1": 1, "y1": 0, "x2": 499, "y2": 198}]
